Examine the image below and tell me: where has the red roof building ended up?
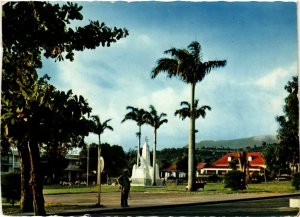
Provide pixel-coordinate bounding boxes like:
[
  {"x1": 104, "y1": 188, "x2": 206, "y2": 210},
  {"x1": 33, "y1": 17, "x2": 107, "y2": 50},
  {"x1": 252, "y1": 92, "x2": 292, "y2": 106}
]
[{"x1": 197, "y1": 152, "x2": 266, "y2": 176}]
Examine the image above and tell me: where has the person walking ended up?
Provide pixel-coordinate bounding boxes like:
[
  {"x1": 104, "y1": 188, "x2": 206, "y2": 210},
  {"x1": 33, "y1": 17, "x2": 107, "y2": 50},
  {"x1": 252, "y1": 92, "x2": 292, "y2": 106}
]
[{"x1": 118, "y1": 169, "x2": 131, "y2": 207}]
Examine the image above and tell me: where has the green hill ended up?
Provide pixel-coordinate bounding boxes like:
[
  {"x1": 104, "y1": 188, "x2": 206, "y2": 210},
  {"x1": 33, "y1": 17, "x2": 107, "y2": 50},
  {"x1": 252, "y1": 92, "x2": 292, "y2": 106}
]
[{"x1": 195, "y1": 135, "x2": 279, "y2": 149}]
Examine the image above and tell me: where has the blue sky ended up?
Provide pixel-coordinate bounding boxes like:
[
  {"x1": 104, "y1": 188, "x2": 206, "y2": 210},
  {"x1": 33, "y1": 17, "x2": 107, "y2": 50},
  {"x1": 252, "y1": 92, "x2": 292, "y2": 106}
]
[{"x1": 38, "y1": 1, "x2": 298, "y2": 151}]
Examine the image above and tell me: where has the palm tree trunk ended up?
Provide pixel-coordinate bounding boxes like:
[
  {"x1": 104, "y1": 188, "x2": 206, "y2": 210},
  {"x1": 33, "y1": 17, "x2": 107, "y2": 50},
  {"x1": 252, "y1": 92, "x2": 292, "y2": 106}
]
[
  {"x1": 18, "y1": 144, "x2": 33, "y2": 212},
  {"x1": 188, "y1": 83, "x2": 196, "y2": 191},
  {"x1": 28, "y1": 140, "x2": 46, "y2": 216},
  {"x1": 152, "y1": 128, "x2": 157, "y2": 186},
  {"x1": 137, "y1": 125, "x2": 141, "y2": 166},
  {"x1": 97, "y1": 135, "x2": 102, "y2": 206}
]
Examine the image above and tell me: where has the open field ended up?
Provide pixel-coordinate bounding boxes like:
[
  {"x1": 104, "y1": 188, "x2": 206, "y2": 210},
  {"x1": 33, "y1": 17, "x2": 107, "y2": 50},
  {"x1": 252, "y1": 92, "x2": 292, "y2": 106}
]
[{"x1": 2, "y1": 181, "x2": 298, "y2": 215}]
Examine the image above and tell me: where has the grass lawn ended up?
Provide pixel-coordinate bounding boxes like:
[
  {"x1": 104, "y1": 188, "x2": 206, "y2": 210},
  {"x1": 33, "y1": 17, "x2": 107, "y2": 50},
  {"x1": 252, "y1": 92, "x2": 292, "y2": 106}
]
[
  {"x1": 3, "y1": 181, "x2": 298, "y2": 215},
  {"x1": 42, "y1": 180, "x2": 297, "y2": 195}
]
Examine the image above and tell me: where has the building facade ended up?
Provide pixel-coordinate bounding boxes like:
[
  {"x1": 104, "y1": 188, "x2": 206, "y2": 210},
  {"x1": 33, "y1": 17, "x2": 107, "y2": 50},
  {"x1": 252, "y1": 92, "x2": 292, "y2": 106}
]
[
  {"x1": 1, "y1": 149, "x2": 20, "y2": 174},
  {"x1": 197, "y1": 152, "x2": 266, "y2": 176}
]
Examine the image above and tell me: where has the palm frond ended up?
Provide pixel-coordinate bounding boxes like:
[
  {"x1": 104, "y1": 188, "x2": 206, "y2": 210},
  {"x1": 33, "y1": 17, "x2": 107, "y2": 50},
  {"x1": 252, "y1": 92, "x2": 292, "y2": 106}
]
[
  {"x1": 188, "y1": 41, "x2": 202, "y2": 62},
  {"x1": 180, "y1": 101, "x2": 190, "y2": 107},
  {"x1": 174, "y1": 107, "x2": 190, "y2": 120},
  {"x1": 90, "y1": 115, "x2": 113, "y2": 135},
  {"x1": 151, "y1": 58, "x2": 178, "y2": 78},
  {"x1": 203, "y1": 60, "x2": 227, "y2": 74},
  {"x1": 144, "y1": 105, "x2": 168, "y2": 129},
  {"x1": 195, "y1": 105, "x2": 211, "y2": 119}
]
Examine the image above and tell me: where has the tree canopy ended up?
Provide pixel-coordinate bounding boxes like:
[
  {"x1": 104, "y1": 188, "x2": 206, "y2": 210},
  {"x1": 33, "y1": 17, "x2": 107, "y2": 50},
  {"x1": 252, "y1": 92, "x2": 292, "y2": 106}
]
[
  {"x1": 2, "y1": 2, "x2": 128, "y2": 215},
  {"x1": 276, "y1": 76, "x2": 299, "y2": 173}
]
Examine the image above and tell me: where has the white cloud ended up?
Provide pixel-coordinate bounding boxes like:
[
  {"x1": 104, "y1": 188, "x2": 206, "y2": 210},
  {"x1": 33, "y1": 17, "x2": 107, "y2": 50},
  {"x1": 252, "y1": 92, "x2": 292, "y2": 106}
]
[
  {"x1": 48, "y1": 56, "x2": 297, "y2": 151},
  {"x1": 37, "y1": 0, "x2": 297, "y2": 151},
  {"x1": 255, "y1": 63, "x2": 297, "y2": 89}
]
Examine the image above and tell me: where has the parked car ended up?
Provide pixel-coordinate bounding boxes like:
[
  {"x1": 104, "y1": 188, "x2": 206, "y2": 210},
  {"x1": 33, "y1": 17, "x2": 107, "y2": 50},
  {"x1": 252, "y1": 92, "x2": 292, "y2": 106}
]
[{"x1": 276, "y1": 174, "x2": 292, "y2": 181}]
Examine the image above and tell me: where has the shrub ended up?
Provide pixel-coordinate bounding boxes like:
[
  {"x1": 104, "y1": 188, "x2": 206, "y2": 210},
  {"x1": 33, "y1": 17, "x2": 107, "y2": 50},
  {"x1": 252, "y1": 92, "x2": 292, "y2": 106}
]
[
  {"x1": 208, "y1": 174, "x2": 220, "y2": 183},
  {"x1": 250, "y1": 171, "x2": 264, "y2": 183},
  {"x1": 292, "y1": 173, "x2": 300, "y2": 190},
  {"x1": 224, "y1": 170, "x2": 244, "y2": 190},
  {"x1": 1, "y1": 172, "x2": 21, "y2": 203}
]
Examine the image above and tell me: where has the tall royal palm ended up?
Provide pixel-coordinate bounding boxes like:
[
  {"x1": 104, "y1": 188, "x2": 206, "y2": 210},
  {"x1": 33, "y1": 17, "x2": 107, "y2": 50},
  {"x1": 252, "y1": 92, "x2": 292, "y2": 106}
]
[
  {"x1": 90, "y1": 115, "x2": 113, "y2": 207},
  {"x1": 121, "y1": 106, "x2": 146, "y2": 166},
  {"x1": 144, "y1": 105, "x2": 168, "y2": 186},
  {"x1": 152, "y1": 41, "x2": 226, "y2": 191}
]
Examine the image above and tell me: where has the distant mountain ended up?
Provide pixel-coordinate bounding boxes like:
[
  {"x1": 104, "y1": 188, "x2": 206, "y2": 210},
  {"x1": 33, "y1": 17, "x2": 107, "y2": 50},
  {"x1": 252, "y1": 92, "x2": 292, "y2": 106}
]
[{"x1": 195, "y1": 135, "x2": 279, "y2": 149}]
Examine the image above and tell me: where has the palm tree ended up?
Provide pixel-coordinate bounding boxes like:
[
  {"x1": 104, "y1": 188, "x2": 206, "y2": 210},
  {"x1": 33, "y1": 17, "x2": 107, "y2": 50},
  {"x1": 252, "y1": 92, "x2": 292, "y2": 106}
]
[
  {"x1": 144, "y1": 105, "x2": 168, "y2": 186},
  {"x1": 90, "y1": 115, "x2": 113, "y2": 207},
  {"x1": 121, "y1": 106, "x2": 147, "y2": 166},
  {"x1": 175, "y1": 100, "x2": 211, "y2": 121},
  {"x1": 237, "y1": 151, "x2": 250, "y2": 189},
  {"x1": 151, "y1": 41, "x2": 226, "y2": 191}
]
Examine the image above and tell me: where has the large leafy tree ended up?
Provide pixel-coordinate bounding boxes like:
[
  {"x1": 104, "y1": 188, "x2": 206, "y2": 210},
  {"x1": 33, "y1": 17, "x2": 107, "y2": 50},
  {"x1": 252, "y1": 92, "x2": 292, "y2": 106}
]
[
  {"x1": 276, "y1": 76, "x2": 299, "y2": 173},
  {"x1": 80, "y1": 143, "x2": 128, "y2": 178},
  {"x1": 121, "y1": 106, "x2": 147, "y2": 166},
  {"x1": 144, "y1": 105, "x2": 168, "y2": 185},
  {"x1": 152, "y1": 41, "x2": 226, "y2": 191},
  {"x1": 2, "y1": 2, "x2": 128, "y2": 215},
  {"x1": 2, "y1": 75, "x2": 92, "y2": 214},
  {"x1": 175, "y1": 155, "x2": 189, "y2": 174},
  {"x1": 263, "y1": 143, "x2": 290, "y2": 178},
  {"x1": 90, "y1": 116, "x2": 113, "y2": 207}
]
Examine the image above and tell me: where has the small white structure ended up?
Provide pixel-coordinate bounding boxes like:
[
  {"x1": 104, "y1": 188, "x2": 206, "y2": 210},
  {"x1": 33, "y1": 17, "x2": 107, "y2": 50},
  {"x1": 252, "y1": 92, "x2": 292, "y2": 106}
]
[{"x1": 131, "y1": 139, "x2": 162, "y2": 186}]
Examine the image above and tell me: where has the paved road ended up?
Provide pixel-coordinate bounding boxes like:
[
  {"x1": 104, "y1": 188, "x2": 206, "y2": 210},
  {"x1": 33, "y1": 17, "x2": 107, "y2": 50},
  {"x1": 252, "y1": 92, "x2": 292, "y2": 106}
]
[{"x1": 87, "y1": 197, "x2": 299, "y2": 216}]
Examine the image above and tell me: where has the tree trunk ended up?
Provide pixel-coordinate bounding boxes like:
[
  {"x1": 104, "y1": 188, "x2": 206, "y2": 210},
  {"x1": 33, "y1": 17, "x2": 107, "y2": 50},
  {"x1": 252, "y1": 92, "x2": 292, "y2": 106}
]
[
  {"x1": 18, "y1": 144, "x2": 33, "y2": 212},
  {"x1": 152, "y1": 128, "x2": 157, "y2": 186},
  {"x1": 28, "y1": 140, "x2": 46, "y2": 216},
  {"x1": 188, "y1": 83, "x2": 196, "y2": 191},
  {"x1": 97, "y1": 135, "x2": 102, "y2": 206},
  {"x1": 137, "y1": 125, "x2": 141, "y2": 166}
]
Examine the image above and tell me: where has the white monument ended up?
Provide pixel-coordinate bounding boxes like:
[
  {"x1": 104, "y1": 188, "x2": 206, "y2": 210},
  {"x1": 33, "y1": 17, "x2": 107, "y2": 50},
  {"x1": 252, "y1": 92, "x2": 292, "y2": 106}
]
[{"x1": 131, "y1": 138, "x2": 162, "y2": 186}]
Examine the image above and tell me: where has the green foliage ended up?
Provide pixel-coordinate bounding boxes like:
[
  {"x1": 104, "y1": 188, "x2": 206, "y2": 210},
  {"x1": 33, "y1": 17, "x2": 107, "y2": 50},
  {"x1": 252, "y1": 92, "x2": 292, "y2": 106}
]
[
  {"x1": 122, "y1": 106, "x2": 147, "y2": 127},
  {"x1": 276, "y1": 76, "x2": 299, "y2": 173},
  {"x1": 228, "y1": 159, "x2": 238, "y2": 171},
  {"x1": 157, "y1": 147, "x2": 188, "y2": 163},
  {"x1": 2, "y1": 1, "x2": 128, "y2": 149},
  {"x1": 90, "y1": 116, "x2": 113, "y2": 136},
  {"x1": 151, "y1": 41, "x2": 227, "y2": 84},
  {"x1": 40, "y1": 152, "x2": 69, "y2": 184},
  {"x1": 1, "y1": 172, "x2": 21, "y2": 202},
  {"x1": 2, "y1": 2, "x2": 128, "y2": 214},
  {"x1": 292, "y1": 173, "x2": 300, "y2": 190},
  {"x1": 250, "y1": 172, "x2": 264, "y2": 184},
  {"x1": 207, "y1": 174, "x2": 220, "y2": 183},
  {"x1": 80, "y1": 143, "x2": 128, "y2": 177},
  {"x1": 175, "y1": 100, "x2": 211, "y2": 120},
  {"x1": 175, "y1": 155, "x2": 188, "y2": 173},
  {"x1": 3, "y1": 2, "x2": 128, "y2": 63},
  {"x1": 263, "y1": 143, "x2": 289, "y2": 178},
  {"x1": 144, "y1": 105, "x2": 168, "y2": 129},
  {"x1": 224, "y1": 171, "x2": 245, "y2": 190}
]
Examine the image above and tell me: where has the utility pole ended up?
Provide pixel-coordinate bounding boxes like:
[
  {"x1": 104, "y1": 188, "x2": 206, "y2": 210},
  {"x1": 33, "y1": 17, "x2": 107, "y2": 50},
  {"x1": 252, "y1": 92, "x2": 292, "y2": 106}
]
[{"x1": 87, "y1": 145, "x2": 89, "y2": 186}]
